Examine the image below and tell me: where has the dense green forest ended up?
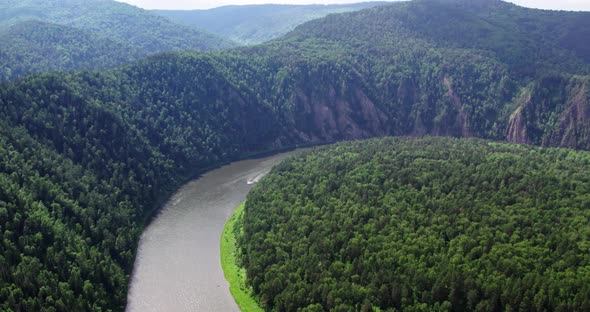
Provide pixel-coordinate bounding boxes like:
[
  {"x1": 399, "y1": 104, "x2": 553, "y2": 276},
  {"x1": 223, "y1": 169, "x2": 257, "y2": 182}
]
[
  {"x1": 0, "y1": 20, "x2": 142, "y2": 80},
  {"x1": 153, "y1": 2, "x2": 386, "y2": 45},
  {"x1": 0, "y1": 55, "x2": 291, "y2": 310},
  {"x1": 0, "y1": 0, "x2": 589, "y2": 310},
  {"x1": 0, "y1": 0, "x2": 234, "y2": 80},
  {"x1": 240, "y1": 137, "x2": 590, "y2": 311}
]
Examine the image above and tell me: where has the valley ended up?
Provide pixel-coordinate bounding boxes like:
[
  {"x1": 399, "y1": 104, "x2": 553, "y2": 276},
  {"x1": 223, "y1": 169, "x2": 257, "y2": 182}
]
[
  {"x1": 0, "y1": 0, "x2": 589, "y2": 311},
  {"x1": 127, "y1": 152, "x2": 293, "y2": 312},
  {"x1": 153, "y1": 2, "x2": 386, "y2": 45}
]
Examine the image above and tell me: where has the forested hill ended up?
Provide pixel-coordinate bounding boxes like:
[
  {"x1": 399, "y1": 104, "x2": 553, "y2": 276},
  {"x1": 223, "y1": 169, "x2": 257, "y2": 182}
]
[
  {"x1": 0, "y1": 54, "x2": 295, "y2": 310},
  {"x1": 0, "y1": 0, "x2": 589, "y2": 310},
  {"x1": 153, "y1": 2, "x2": 387, "y2": 45},
  {"x1": 283, "y1": 0, "x2": 590, "y2": 76},
  {"x1": 241, "y1": 137, "x2": 590, "y2": 311},
  {"x1": 0, "y1": 20, "x2": 142, "y2": 79},
  {"x1": 0, "y1": 0, "x2": 234, "y2": 80},
  {"x1": 252, "y1": 0, "x2": 590, "y2": 147}
]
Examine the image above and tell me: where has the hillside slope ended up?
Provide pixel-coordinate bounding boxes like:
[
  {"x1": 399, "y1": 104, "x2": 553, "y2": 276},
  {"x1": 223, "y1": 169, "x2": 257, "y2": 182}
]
[
  {"x1": 0, "y1": 0, "x2": 234, "y2": 80},
  {"x1": 0, "y1": 55, "x2": 283, "y2": 310},
  {"x1": 0, "y1": 0, "x2": 589, "y2": 310},
  {"x1": 0, "y1": 20, "x2": 142, "y2": 79},
  {"x1": 258, "y1": 0, "x2": 590, "y2": 146},
  {"x1": 153, "y1": 2, "x2": 387, "y2": 45}
]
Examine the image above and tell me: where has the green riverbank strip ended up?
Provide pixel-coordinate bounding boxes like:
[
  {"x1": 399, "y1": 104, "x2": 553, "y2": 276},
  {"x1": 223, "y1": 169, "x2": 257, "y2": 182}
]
[{"x1": 221, "y1": 202, "x2": 263, "y2": 312}]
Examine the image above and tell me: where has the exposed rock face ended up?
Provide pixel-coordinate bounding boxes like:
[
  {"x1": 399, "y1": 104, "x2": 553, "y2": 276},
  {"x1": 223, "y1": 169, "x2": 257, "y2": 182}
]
[
  {"x1": 290, "y1": 81, "x2": 388, "y2": 143},
  {"x1": 506, "y1": 93, "x2": 531, "y2": 144},
  {"x1": 505, "y1": 76, "x2": 590, "y2": 149},
  {"x1": 551, "y1": 78, "x2": 590, "y2": 148},
  {"x1": 285, "y1": 72, "x2": 483, "y2": 145},
  {"x1": 272, "y1": 65, "x2": 589, "y2": 151},
  {"x1": 440, "y1": 76, "x2": 473, "y2": 138}
]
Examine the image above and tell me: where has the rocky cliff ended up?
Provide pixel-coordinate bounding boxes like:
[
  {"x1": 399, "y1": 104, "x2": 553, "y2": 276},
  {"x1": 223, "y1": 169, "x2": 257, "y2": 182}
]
[{"x1": 506, "y1": 76, "x2": 590, "y2": 149}]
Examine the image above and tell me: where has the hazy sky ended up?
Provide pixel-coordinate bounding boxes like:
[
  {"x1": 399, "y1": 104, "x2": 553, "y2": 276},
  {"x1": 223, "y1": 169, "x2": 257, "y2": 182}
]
[{"x1": 117, "y1": 0, "x2": 590, "y2": 11}]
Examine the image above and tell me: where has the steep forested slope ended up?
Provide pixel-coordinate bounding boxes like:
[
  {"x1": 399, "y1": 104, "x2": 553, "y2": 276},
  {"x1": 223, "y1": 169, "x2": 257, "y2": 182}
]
[
  {"x1": 0, "y1": 121, "x2": 131, "y2": 310},
  {"x1": 0, "y1": 0, "x2": 589, "y2": 310},
  {"x1": 153, "y1": 2, "x2": 387, "y2": 45},
  {"x1": 0, "y1": 55, "x2": 289, "y2": 310},
  {"x1": 257, "y1": 0, "x2": 590, "y2": 146},
  {"x1": 241, "y1": 137, "x2": 590, "y2": 311},
  {"x1": 0, "y1": 0, "x2": 234, "y2": 80}
]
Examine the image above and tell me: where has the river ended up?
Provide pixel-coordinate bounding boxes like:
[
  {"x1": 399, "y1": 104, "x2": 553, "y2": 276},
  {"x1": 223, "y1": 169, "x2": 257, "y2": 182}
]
[{"x1": 126, "y1": 151, "x2": 295, "y2": 312}]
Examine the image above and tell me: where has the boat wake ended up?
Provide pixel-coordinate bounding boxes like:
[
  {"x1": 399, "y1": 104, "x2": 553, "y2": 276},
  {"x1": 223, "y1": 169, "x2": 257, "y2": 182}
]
[{"x1": 246, "y1": 171, "x2": 267, "y2": 185}]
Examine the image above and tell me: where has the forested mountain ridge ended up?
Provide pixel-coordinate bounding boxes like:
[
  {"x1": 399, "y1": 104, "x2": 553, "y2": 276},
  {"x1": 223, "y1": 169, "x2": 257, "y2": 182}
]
[
  {"x1": 240, "y1": 137, "x2": 590, "y2": 311},
  {"x1": 0, "y1": 20, "x2": 142, "y2": 79},
  {"x1": 0, "y1": 0, "x2": 589, "y2": 310},
  {"x1": 259, "y1": 0, "x2": 590, "y2": 146},
  {"x1": 153, "y1": 2, "x2": 388, "y2": 45},
  {"x1": 284, "y1": 0, "x2": 590, "y2": 76},
  {"x1": 0, "y1": 0, "x2": 234, "y2": 80}
]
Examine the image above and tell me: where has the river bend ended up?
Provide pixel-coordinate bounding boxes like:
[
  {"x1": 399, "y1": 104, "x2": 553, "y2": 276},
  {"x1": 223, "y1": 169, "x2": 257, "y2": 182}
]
[{"x1": 126, "y1": 152, "x2": 293, "y2": 312}]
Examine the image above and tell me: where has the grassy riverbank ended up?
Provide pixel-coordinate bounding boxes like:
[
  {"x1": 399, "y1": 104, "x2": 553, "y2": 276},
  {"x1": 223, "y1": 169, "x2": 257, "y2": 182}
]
[{"x1": 221, "y1": 202, "x2": 263, "y2": 312}]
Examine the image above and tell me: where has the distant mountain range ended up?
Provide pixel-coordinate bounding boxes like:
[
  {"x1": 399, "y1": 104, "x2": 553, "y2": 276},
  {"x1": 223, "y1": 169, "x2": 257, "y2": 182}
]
[
  {"x1": 0, "y1": 0, "x2": 384, "y2": 80},
  {"x1": 153, "y1": 2, "x2": 389, "y2": 45},
  {"x1": 0, "y1": 0, "x2": 234, "y2": 80},
  {"x1": 0, "y1": 20, "x2": 143, "y2": 78},
  {"x1": 0, "y1": 0, "x2": 233, "y2": 51}
]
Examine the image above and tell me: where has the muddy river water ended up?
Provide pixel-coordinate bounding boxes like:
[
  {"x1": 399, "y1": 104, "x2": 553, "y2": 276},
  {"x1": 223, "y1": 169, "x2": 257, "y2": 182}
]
[{"x1": 126, "y1": 152, "x2": 295, "y2": 311}]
